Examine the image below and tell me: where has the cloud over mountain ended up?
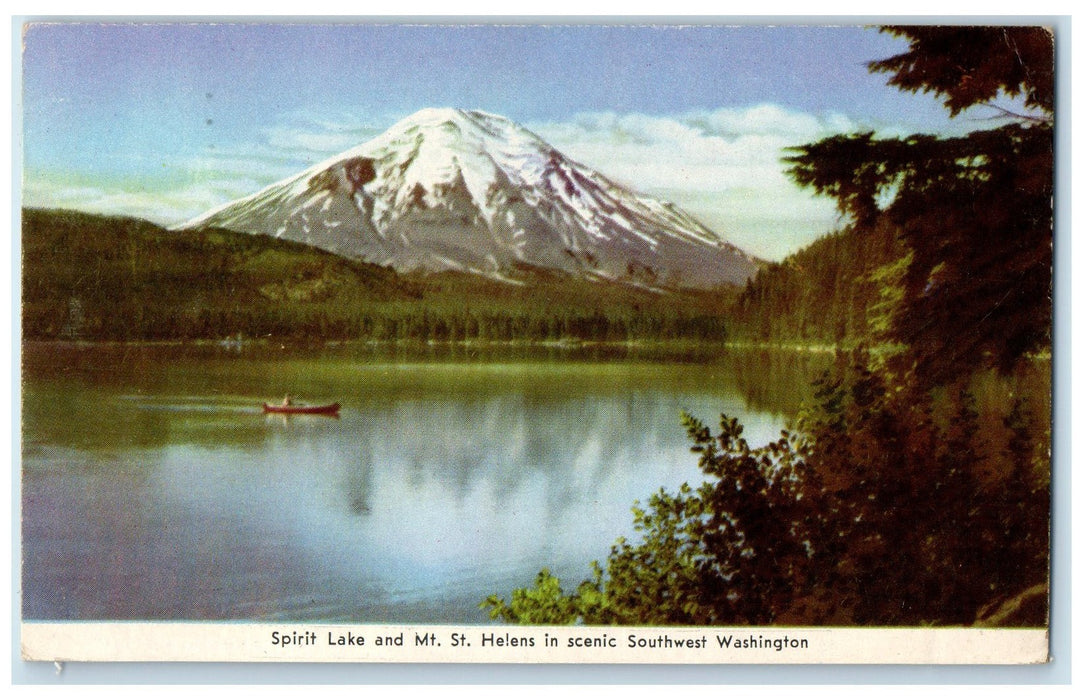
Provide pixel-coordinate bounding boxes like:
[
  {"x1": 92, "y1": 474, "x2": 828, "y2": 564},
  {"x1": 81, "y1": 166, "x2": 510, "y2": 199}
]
[{"x1": 528, "y1": 106, "x2": 867, "y2": 259}]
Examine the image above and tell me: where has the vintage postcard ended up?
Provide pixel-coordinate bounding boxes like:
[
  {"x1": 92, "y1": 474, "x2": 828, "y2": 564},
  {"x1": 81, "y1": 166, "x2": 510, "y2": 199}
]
[{"x1": 17, "y1": 21, "x2": 1056, "y2": 667}]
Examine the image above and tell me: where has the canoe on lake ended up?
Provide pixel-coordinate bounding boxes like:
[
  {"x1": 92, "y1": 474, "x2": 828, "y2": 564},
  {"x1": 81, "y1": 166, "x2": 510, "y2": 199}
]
[{"x1": 262, "y1": 402, "x2": 341, "y2": 416}]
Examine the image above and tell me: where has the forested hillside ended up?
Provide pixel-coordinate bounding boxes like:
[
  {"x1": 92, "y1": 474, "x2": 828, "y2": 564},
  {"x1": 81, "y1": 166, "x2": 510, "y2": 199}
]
[
  {"x1": 730, "y1": 220, "x2": 909, "y2": 346},
  {"x1": 22, "y1": 208, "x2": 736, "y2": 343}
]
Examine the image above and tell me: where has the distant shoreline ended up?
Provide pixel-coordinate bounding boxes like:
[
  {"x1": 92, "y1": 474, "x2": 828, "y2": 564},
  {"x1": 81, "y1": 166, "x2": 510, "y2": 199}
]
[
  {"x1": 24, "y1": 339, "x2": 1056, "y2": 367},
  {"x1": 19, "y1": 337, "x2": 864, "y2": 355}
]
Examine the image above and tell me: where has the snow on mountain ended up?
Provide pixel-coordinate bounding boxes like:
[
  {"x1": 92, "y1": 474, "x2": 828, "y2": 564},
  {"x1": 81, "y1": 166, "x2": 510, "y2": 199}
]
[{"x1": 178, "y1": 108, "x2": 760, "y2": 288}]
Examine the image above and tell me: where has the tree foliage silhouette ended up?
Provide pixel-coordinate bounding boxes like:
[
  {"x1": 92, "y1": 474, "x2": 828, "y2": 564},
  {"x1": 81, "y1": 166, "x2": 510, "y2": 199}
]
[{"x1": 784, "y1": 26, "x2": 1053, "y2": 385}]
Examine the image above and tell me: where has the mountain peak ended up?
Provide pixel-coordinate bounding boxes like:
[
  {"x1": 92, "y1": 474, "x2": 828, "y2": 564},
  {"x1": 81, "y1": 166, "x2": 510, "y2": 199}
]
[
  {"x1": 398, "y1": 106, "x2": 494, "y2": 124},
  {"x1": 373, "y1": 108, "x2": 549, "y2": 165},
  {"x1": 394, "y1": 107, "x2": 522, "y2": 131},
  {"x1": 179, "y1": 109, "x2": 759, "y2": 288}
]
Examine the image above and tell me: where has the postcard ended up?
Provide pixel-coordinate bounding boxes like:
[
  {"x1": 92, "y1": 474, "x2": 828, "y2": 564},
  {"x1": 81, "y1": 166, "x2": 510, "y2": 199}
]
[{"x1": 17, "y1": 21, "x2": 1055, "y2": 666}]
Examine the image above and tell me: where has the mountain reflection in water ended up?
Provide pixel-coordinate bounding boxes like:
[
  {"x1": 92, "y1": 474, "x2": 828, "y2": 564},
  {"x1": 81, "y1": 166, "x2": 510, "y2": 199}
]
[{"x1": 20, "y1": 343, "x2": 838, "y2": 622}]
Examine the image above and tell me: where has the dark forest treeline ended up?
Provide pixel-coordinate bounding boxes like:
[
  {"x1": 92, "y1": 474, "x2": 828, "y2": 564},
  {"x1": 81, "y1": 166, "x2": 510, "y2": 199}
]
[
  {"x1": 22, "y1": 208, "x2": 735, "y2": 344},
  {"x1": 728, "y1": 220, "x2": 909, "y2": 346}
]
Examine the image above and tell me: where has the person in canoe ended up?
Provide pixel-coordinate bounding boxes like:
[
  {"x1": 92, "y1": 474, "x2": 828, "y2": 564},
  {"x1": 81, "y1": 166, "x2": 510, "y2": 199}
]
[{"x1": 263, "y1": 398, "x2": 340, "y2": 415}]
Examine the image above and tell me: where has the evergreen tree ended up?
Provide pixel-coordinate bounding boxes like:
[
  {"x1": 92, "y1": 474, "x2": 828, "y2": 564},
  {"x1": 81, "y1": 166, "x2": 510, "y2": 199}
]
[{"x1": 784, "y1": 26, "x2": 1054, "y2": 385}]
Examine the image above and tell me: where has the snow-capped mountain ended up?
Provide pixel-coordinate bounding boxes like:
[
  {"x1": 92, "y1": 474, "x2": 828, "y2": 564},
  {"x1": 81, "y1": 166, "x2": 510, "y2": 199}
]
[{"x1": 179, "y1": 108, "x2": 759, "y2": 288}]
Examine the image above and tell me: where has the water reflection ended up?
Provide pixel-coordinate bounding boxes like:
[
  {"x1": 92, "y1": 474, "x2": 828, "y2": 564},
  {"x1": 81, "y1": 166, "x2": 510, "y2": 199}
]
[{"x1": 21, "y1": 343, "x2": 833, "y2": 622}]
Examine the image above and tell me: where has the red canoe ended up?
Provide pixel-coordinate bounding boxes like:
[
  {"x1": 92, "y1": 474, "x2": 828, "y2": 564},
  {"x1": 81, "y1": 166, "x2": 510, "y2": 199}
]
[{"x1": 262, "y1": 402, "x2": 341, "y2": 416}]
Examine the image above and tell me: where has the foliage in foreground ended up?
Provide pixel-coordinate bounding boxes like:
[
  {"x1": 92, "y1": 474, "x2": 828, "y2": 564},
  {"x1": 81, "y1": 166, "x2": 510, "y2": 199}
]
[{"x1": 483, "y1": 351, "x2": 1049, "y2": 626}]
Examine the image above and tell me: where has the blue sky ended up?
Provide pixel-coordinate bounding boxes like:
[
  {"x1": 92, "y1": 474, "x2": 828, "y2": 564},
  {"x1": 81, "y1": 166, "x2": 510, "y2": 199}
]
[{"x1": 20, "y1": 22, "x2": 988, "y2": 260}]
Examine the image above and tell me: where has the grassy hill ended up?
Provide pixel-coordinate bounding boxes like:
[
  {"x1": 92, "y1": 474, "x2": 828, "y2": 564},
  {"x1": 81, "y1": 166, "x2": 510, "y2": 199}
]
[{"x1": 22, "y1": 208, "x2": 737, "y2": 343}]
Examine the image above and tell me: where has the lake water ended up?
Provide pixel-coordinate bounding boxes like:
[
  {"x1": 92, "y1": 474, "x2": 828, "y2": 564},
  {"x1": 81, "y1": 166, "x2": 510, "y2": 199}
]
[{"x1": 21, "y1": 342, "x2": 833, "y2": 623}]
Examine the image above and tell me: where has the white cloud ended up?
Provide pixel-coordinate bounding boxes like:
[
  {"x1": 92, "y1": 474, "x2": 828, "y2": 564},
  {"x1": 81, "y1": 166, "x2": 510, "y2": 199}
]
[
  {"x1": 527, "y1": 106, "x2": 867, "y2": 259},
  {"x1": 22, "y1": 177, "x2": 267, "y2": 226},
  {"x1": 260, "y1": 108, "x2": 388, "y2": 164},
  {"x1": 263, "y1": 128, "x2": 361, "y2": 156}
]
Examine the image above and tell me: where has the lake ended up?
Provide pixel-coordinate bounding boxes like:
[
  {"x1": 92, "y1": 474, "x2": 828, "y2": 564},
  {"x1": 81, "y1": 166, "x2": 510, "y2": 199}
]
[{"x1": 21, "y1": 342, "x2": 835, "y2": 623}]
